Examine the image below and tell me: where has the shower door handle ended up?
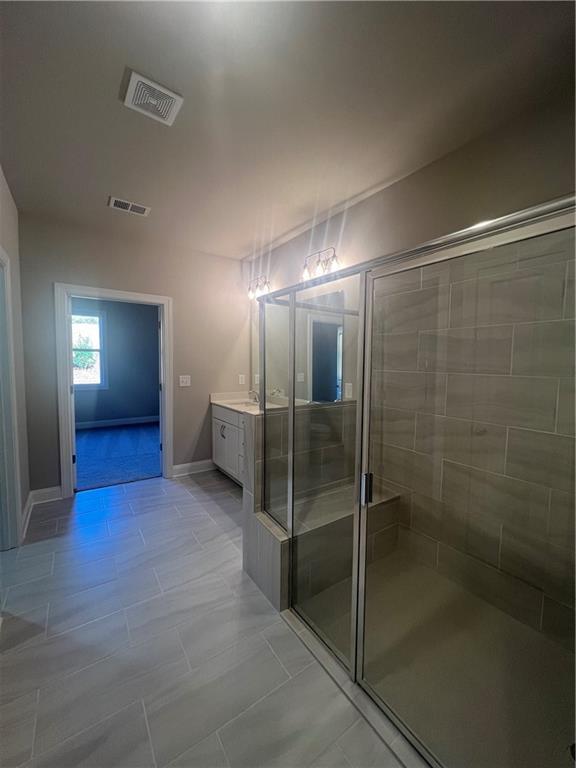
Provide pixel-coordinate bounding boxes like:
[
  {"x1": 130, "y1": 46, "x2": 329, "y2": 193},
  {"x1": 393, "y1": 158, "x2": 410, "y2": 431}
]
[{"x1": 361, "y1": 473, "x2": 373, "y2": 506}]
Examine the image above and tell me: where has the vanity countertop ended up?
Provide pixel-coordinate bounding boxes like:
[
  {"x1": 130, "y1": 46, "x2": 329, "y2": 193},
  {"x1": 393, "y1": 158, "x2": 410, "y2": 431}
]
[{"x1": 210, "y1": 392, "x2": 262, "y2": 415}]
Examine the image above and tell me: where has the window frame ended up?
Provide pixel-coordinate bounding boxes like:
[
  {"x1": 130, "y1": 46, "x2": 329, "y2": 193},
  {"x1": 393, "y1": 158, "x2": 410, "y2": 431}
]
[{"x1": 71, "y1": 310, "x2": 108, "y2": 390}]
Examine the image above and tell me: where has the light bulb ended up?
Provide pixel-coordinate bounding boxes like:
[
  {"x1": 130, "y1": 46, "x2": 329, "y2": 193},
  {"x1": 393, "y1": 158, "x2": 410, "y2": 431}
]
[
  {"x1": 248, "y1": 287, "x2": 255, "y2": 300},
  {"x1": 314, "y1": 260, "x2": 324, "y2": 277},
  {"x1": 329, "y1": 256, "x2": 340, "y2": 273},
  {"x1": 302, "y1": 265, "x2": 310, "y2": 281}
]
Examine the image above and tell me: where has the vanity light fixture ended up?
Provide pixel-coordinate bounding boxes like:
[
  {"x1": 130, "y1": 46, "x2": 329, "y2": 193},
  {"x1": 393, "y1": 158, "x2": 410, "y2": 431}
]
[
  {"x1": 302, "y1": 247, "x2": 340, "y2": 281},
  {"x1": 248, "y1": 275, "x2": 271, "y2": 300}
]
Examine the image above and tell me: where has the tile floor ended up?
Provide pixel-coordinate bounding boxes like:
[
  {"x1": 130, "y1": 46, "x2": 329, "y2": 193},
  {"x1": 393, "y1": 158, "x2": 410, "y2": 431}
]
[{"x1": 0, "y1": 471, "x2": 419, "y2": 768}]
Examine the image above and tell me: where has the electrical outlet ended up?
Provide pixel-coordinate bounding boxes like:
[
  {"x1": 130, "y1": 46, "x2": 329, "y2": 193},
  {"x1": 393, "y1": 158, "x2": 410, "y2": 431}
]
[
  {"x1": 296, "y1": 372, "x2": 305, "y2": 383},
  {"x1": 179, "y1": 375, "x2": 191, "y2": 387},
  {"x1": 239, "y1": 374, "x2": 246, "y2": 385},
  {"x1": 254, "y1": 374, "x2": 260, "y2": 385}
]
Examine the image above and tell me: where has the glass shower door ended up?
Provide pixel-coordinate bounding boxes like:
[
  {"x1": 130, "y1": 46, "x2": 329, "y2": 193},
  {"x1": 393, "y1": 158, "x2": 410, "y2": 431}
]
[
  {"x1": 290, "y1": 274, "x2": 362, "y2": 668},
  {"x1": 361, "y1": 227, "x2": 575, "y2": 768}
]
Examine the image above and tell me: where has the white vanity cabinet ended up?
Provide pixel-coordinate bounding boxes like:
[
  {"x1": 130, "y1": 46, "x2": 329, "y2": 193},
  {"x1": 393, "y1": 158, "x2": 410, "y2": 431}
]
[{"x1": 211, "y1": 404, "x2": 244, "y2": 484}]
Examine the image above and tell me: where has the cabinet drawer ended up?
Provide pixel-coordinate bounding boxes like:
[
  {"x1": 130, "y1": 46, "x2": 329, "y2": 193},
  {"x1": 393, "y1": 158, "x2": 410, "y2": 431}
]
[{"x1": 212, "y1": 404, "x2": 240, "y2": 427}]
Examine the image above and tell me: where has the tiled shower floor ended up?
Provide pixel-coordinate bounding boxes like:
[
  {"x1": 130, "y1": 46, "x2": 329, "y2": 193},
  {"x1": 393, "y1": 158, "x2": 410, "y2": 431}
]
[
  {"x1": 0, "y1": 472, "x2": 414, "y2": 768},
  {"x1": 298, "y1": 552, "x2": 575, "y2": 768}
]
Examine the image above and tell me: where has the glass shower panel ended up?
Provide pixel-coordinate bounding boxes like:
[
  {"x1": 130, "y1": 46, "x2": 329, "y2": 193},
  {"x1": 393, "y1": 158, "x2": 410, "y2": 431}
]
[
  {"x1": 263, "y1": 296, "x2": 290, "y2": 528},
  {"x1": 291, "y1": 274, "x2": 361, "y2": 666},
  {"x1": 362, "y1": 227, "x2": 575, "y2": 768}
]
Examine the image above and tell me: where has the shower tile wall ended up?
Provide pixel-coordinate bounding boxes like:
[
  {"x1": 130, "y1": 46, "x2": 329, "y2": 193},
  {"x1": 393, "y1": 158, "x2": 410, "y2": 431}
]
[{"x1": 370, "y1": 227, "x2": 575, "y2": 650}]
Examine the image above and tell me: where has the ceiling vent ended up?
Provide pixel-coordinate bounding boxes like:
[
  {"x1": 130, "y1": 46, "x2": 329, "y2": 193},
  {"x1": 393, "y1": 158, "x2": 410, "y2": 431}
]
[
  {"x1": 123, "y1": 71, "x2": 183, "y2": 126},
  {"x1": 108, "y1": 196, "x2": 151, "y2": 217}
]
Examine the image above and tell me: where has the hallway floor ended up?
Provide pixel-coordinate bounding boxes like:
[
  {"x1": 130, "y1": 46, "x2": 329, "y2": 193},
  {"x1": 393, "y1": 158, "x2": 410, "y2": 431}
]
[
  {"x1": 75, "y1": 423, "x2": 161, "y2": 491},
  {"x1": 0, "y1": 472, "x2": 414, "y2": 768}
]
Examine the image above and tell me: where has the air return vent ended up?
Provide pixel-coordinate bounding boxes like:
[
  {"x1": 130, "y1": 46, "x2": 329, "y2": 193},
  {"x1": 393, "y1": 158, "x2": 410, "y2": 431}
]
[
  {"x1": 123, "y1": 71, "x2": 183, "y2": 126},
  {"x1": 108, "y1": 196, "x2": 151, "y2": 217}
]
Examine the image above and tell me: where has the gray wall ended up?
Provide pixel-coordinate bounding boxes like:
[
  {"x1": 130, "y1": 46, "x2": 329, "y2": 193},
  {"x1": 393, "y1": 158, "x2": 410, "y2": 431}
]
[
  {"x1": 247, "y1": 97, "x2": 575, "y2": 383},
  {"x1": 72, "y1": 297, "x2": 159, "y2": 427},
  {"x1": 20, "y1": 218, "x2": 250, "y2": 490},
  {"x1": 0, "y1": 164, "x2": 29, "y2": 516}
]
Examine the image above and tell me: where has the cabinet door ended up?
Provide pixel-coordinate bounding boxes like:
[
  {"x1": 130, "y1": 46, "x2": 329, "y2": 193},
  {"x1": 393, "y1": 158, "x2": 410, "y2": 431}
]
[
  {"x1": 223, "y1": 423, "x2": 240, "y2": 478},
  {"x1": 212, "y1": 418, "x2": 226, "y2": 470}
]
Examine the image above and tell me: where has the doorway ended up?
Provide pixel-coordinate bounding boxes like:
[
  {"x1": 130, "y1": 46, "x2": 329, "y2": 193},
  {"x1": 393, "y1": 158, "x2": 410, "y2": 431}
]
[
  {"x1": 55, "y1": 284, "x2": 174, "y2": 497},
  {"x1": 71, "y1": 297, "x2": 161, "y2": 490}
]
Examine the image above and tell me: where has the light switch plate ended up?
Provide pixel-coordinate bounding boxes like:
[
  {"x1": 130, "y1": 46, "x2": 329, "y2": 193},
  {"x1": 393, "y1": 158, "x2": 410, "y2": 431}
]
[
  {"x1": 179, "y1": 375, "x2": 191, "y2": 387},
  {"x1": 239, "y1": 374, "x2": 246, "y2": 385},
  {"x1": 296, "y1": 372, "x2": 305, "y2": 383},
  {"x1": 254, "y1": 374, "x2": 260, "y2": 385},
  {"x1": 344, "y1": 382, "x2": 353, "y2": 399}
]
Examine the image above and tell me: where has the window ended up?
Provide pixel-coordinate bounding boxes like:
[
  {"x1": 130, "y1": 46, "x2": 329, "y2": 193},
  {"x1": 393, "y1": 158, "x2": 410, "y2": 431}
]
[{"x1": 71, "y1": 313, "x2": 107, "y2": 387}]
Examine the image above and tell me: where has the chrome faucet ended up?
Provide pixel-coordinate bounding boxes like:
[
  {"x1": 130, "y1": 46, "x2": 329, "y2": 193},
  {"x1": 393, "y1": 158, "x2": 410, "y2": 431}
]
[{"x1": 248, "y1": 389, "x2": 260, "y2": 404}]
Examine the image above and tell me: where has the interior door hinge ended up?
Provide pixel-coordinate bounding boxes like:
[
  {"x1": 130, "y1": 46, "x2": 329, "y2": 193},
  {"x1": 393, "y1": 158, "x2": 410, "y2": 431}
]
[
  {"x1": 159, "y1": 382, "x2": 162, "y2": 392},
  {"x1": 159, "y1": 443, "x2": 162, "y2": 451},
  {"x1": 361, "y1": 472, "x2": 373, "y2": 505},
  {"x1": 72, "y1": 454, "x2": 76, "y2": 465}
]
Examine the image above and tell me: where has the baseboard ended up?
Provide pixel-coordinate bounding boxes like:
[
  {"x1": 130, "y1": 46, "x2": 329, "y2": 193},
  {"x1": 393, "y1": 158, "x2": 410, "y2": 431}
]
[
  {"x1": 20, "y1": 486, "x2": 62, "y2": 543},
  {"x1": 76, "y1": 416, "x2": 159, "y2": 430},
  {"x1": 172, "y1": 459, "x2": 215, "y2": 477}
]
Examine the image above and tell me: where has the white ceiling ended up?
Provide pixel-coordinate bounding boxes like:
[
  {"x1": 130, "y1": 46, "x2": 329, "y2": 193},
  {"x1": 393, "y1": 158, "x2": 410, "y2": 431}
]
[{"x1": 1, "y1": 2, "x2": 573, "y2": 260}]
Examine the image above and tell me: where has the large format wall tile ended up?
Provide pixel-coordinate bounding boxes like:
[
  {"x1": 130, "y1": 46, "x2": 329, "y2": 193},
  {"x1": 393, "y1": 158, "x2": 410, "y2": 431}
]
[
  {"x1": 373, "y1": 371, "x2": 446, "y2": 415},
  {"x1": 371, "y1": 406, "x2": 415, "y2": 449},
  {"x1": 512, "y1": 320, "x2": 574, "y2": 377},
  {"x1": 372, "y1": 331, "x2": 418, "y2": 371},
  {"x1": 442, "y1": 461, "x2": 549, "y2": 534},
  {"x1": 450, "y1": 264, "x2": 565, "y2": 327},
  {"x1": 376, "y1": 444, "x2": 441, "y2": 499},
  {"x1": 548, "y1": 489, "x2": 575, "y2": 551},
  {"x1": 500, "y1": 527, "x2": 575, "y2": 605},
  {"x1": 374, "y1": 269, "x2": 421, "y2": 297},
  {"x1": 421, "y1": 242, "x2": 518, "y2": 287},
  {"x1": 506, "y1": 428, "x2": 575, "y2": 492},
  {"x1": 541, "y1": 597, "x2": 575, "y2": 651},
  {"x1": 516, "y1": 228, "x2": 575, "y2": 270},
  {"x1": 415, "y1": 413, "x2": 506, "y2": 473},
  {"x1": 374, "y1": 285, "x2": 449, "y2": 335},
  {"x1": 445, "y1": 374, "x2": 558, "y2": 430},
  {"x1": 437, "y1": 544, "x2": 543, "y2": 629},
  {"x1": 419, "y1": 326, "x2": 513, "y2": 374},
  {"x1": 556, "y1": 377, "x2": 575, "y2": 436}
]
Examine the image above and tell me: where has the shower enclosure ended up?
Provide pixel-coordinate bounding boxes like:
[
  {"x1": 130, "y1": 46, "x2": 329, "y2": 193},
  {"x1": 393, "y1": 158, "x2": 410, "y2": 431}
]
[{"x1": 259, "y1": 198, "x2": 575, "y2": 768}]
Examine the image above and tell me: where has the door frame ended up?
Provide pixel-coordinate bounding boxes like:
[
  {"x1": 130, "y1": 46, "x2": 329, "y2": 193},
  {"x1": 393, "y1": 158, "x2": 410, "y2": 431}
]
[
  {"x1": 306, "y1": 312, "x2": 344, "y2": 402},
  {"x1": 55, "y1": 283, "x2": 174, "y2": 498},
  {"x1": 0, "y1": 246, "x2": 23, "y2": 548}
]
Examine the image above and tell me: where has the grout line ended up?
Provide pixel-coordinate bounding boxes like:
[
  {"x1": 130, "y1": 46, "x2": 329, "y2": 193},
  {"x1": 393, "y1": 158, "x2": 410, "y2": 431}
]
[
  {"x1": 215, "y1": 729, "x2": 232, "y2": 768},
  {"x1": 29, "y1": 688, "x2": 41, "y2": 759},
  {"x1": 538, "y1": 593, "x2": 546, "y2": 631},
  {"x1": 508, "y1": 325, "x2": 515, "y2": 375},
  {"x1": 561, "y1": 260, "x2": 570, "y2": 318},
  {"x1": 503, "y1": 427, "x2": 509, "y2": 472},
  {"x1": 497, "y1": 524, "x2": 503, "y2": 570},
  {"x1": 261, "y1": 634, "x2": 292, "y2": 679},
  {"x1": 141, "y1": 699, "x2": 159, "y2": 768},
  {"x1": 33, "y1": 699, "x2": 142, "y2": 763},
  {"x1": 554, "y1": 378, "x2": 560, "y2": 433}
]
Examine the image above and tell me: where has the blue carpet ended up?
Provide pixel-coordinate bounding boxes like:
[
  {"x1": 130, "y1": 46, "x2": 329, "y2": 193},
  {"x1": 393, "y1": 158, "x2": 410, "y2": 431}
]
[{"x1": 75, "y1": 423, "x2": 161, "y2": 490}]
